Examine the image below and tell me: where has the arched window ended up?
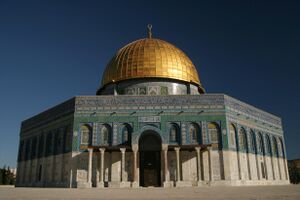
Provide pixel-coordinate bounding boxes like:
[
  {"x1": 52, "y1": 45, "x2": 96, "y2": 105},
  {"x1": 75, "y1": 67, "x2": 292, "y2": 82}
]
[
  {"x1": 265, "y1": 134, "x2": 272, "y2": 155},
  {"x1": 101, "y1": 124, "x2": 112, "y2": 145},
  {"x1": 189, "y1": 123, "x2": 199, "y2": 144},
  {"x1": 229, "y1": 123, "x2": 236, "y2": 147},
  {"x1": 208, "y1": 122, "x2": 220, "y2": 144},
  {"x1": 80, "y1": 124, "x2": 92, "y2": 145},
  {"x1": 250, "y1": 130, "x2": 256, "y2": 152},
  {"x1": 122, "y1": 124, "x2": 131, "y2": 145},
  {"x1": 238, "y1": 128, "x2": 247, "y2": 151},
  {"x1": 272, "y1": 136, "x2": 279, "y2": 157},
  {"x1": 169, "y1": 124, "x2": 179, "y2": 143},
  {"x1": 257, "y1": 132, "x2": 264, "y2": 154}
]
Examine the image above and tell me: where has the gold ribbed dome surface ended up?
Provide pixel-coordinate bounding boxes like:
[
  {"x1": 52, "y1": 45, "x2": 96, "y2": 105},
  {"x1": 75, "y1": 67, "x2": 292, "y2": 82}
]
[{"x1": 101, "y1": 38, "x2": 202, "y2": 87}]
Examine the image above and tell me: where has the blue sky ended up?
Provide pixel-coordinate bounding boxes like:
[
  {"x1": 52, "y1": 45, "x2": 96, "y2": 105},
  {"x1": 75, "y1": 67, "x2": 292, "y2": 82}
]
[{"x1": 0, "y1": 0, "x2": 299, "y2": 167}]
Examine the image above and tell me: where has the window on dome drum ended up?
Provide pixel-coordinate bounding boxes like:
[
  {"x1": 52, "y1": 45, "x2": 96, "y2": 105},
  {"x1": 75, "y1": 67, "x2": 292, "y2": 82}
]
[
  {"x1": 229, "y1": 123, "x2": 236, "y2": 147},
  {"x1": 238, "y1": 128, "x2": 247, "y2": 151},
  {"x1": 80, "y1": 124, "x2": 92, "y2": 145},
  {"x1": 169, "y1": 124, "x2": 179, "y2": 143},
  {"x1": 189, "y1": 123, "x2": 199, "y2": 144},
  {"x1": 122, "y1": 124, "x2": 131, "y2": 145},
  {"x1": 101, "y1": 125, "x2": 112, "y2": 145},
  {"x1": 272, "y1": 136, "x2": 279, "y2": 157},
  {"x1": 208, "y1": 122, "x2": 220, "y2": 144},
  {"x1": 250, "y1": 130, "x2": 256, "y2": 152},
  {"x1": 265, "y1": 135, "x2": 272, "y2": 155}
]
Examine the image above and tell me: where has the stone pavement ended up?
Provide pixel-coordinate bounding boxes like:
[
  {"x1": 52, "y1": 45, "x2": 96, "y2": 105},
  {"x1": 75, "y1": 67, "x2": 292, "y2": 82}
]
[{"x1": 0, "y1": 185, "x2": 300, "y2": 200}]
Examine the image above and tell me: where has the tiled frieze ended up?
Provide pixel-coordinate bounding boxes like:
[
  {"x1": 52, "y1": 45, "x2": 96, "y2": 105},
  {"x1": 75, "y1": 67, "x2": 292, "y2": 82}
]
[{"x1": 224, "y1": 95, "x2": 281, "y2": 128}]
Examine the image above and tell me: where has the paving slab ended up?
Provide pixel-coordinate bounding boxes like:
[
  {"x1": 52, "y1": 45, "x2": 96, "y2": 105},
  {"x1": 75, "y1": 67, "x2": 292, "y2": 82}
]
[{"x1": 0, "y1": 185, "x2": 300, "y2": 200}]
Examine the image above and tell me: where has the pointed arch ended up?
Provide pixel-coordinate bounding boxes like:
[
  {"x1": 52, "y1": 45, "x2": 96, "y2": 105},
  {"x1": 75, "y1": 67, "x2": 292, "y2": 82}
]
[
  {"x1": 238, "y1": 127, "x2": 248, "y2": 151},
  {"x1": 38, "y1": 134, "x2": 44, "y2": 158},
  {"x1": 189, "y1": 122, "x2": 200, "y2": 144},
  {"x1": 279, "y1": 137, "x2": 285, "y2": 158},
  {"x1": 272, "y1": 136, "x2": 279, "y2": 157},
  {"x1": 121, "y1": 123, "x2": 132, "y2": 145},
  {"x1": 265, "y1": 134, "x2": 272, "y2": 155},
  {"x1": 169, "y1": 123, "x2": 180, "y2": 144},
  {"x1": 80, "y1": 124, "x2": 92, "y2": 145},
  {"x1": 45, "y1": 132, "x2": 53, "y2": 156},
  {"x1": 229, "y1": 123, "x2": 237, "y2": 147},
  {"x1": 208, "y1": 122, "x2": 221, "y2": 146},
  {"x1": 249, "y1": 130, "x2": 257, "y2": 153},
  {"x1": 101, "y1": 124, "x2": 112, "y2": 145},
  {"x1": 257, "y1": 132, "x2": 265, "y2": 155}
]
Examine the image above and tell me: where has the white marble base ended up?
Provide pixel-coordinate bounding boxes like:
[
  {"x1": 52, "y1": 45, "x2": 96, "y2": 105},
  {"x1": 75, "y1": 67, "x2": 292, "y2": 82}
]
[
  {"x1": 97, "y1": 181, "x2": 105, "y2": 188},
  {"x1": 77, "y1": 181, "x2": 91, "y2": 188},
  {"x1": 163, "y1": 181, "x2": 174, "y2": 187},
  {"x1": 120, "y1": 181, "x2": 131, "y2": 188},
  {"x1": 175, "y1": 181, "x2": 193, "y2": 187},
  {"x1": 197, "y1": 181, "x2": 210, "y2": 187},
  {"x1": 131, "y1": 181, "x2": 139, "y2": 188},
  {"x1": 108, "y1": 181, "x2": 121, "y2": 188}
]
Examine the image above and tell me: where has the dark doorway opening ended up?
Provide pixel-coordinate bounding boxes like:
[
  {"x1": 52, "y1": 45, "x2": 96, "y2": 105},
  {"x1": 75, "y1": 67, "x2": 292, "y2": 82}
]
[{"x1": 139, "y1": 131, "x2": 161, "y2": 187}]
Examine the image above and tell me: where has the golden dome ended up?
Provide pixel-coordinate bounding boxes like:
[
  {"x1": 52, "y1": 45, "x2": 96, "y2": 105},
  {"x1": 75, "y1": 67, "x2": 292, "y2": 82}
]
[{"x1": 101, "y1": 35, "x2": 204, "y2": 92}]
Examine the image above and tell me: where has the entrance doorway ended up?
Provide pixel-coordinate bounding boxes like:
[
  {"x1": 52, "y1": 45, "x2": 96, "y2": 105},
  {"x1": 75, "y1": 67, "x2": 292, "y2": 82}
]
[{"x1": 139, "y1": 131, "x2": 161, "y2": 187}]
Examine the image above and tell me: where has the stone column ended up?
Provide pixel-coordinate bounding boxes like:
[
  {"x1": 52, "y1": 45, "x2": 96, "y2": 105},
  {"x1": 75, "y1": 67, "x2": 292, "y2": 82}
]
[
  {"x1": 120, "y1": 148, "x2": 126, "y2": 182},
  {"x1": 27, "y1": 140, "x2": 33, "y2": 185},
  {"x1": 195, "y1": 147, "x2": 202, "y2": 184},
  {"x1": 276, "y1": 155, "x2": 282, "y2": 180},
  {"x1": 41, "y1": 134, "x2": 47, "y2": 186},
  {"x1": 208, "y1": 146, "x2": 213, "y2": 182},
  {"x1": 271, "y1": 156, "x2": 276, "y2": 180},
  {"x1": 284, "y1": 158, "x2": 289, "y2": 180},
  {"x1": 255, "y1": 152, "x2": 261, "y2": 180},
  {"x1": 174, "y1": 147, "x2": 181, "y2": 183},
  {"x1": 87, "y1": 148, "x2": 93, "y2": 187},
  {"x1": 98, "y1": 148, "x2": 105, "y2": 188},
  {"x1": 162, "y1": 145, "x2": 171, "y2": 187},
  {"x1": 131, "y1": 145, "x2": 139, "y2": 187}
]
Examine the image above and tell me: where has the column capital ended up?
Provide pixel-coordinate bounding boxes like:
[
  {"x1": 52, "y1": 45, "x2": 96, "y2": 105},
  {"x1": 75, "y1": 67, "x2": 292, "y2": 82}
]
[
  {"x1": 88, "y1": 148, "x2": 93, "y2": 153},
  {"x1": 120, "y1": 148, "x2": 126, "y2": 153},
  {"x1": 99, "y1": 148, "x2": 105, "y2": 153},
  {"x1": 175, "y1": 146, "x2": 181, "y2": 182},
  {"x1": 162, "y1": 144, "x2": 168, "y2": 151},
  {"x1": 132, "y1": 144, "x2": 138, "y2": 152},
  {"x1": 174, "y1": 147, "x2": 180, "y2": 152},
  {"x1": 195, "y1": 146, "x2": 201, "y2": 152}
]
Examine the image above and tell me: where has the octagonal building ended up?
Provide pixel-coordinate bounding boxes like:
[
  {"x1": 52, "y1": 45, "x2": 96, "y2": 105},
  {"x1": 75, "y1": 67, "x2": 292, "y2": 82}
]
[{"x1": 16, "y1": 27, "x2": 290, "y2": 188}]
